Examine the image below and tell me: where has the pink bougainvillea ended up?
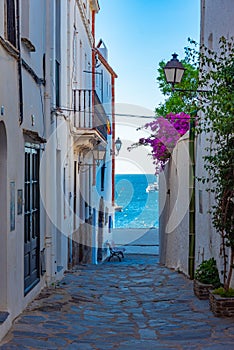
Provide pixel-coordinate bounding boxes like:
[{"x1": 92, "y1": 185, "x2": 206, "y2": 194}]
[{"x1": 139, "y1": 112, "x2": 190, "y2": 173}]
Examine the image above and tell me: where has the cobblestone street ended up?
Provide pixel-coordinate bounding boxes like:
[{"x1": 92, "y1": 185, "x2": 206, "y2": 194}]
[{"x1": 1, "y1": 255, "x2": 234, "y2": 349}]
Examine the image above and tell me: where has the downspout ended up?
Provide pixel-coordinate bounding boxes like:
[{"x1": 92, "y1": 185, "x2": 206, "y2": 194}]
[
  {"x1": 44, "y1": 0, "x2": 56, "y2": 282},
  {"x1": 111, "y1": 75, "x2": 115, "y2": 207},
  {"x1": 188, "y1": 111, "x2": 196, "y2": 279},
  {"x1": 16, "y1": 0, "x2": 23, "y2": 125},
  {"x1": 91, "y1": 10, "x2": 96, "y2": 126},
  {"x1": 91, "y1": 10, "x2": 96, "y2": 186},
  {"x1": 188, "y1": 1, "x2": 204, "y2": 278},
  {"x1": 200, "y1": 0, "x2": 206, "y2": 47},
  {"x1": 91, "y1": 9, "x2": 96, "y2": 262}
]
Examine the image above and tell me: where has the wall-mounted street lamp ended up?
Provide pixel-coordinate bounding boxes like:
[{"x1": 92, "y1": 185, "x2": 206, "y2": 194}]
[
  {"x1": 164, "y1": 53, "x2": 208, "y2": 94},
  {"x1": 164, "y1": 52, "x2": 198, "y2": 280},
  {"x1": 78, "y1": 140, "x2": 106, "y2": 173},
  {"x1": 110, "y1": 137, "x2": 122, "y2": 156},
  {"x1": 92, "y1": 143, "x2": 106, "y2": 165},
  {"x1": 163, "y1": 53, "x2": 185, "y2": 89}
]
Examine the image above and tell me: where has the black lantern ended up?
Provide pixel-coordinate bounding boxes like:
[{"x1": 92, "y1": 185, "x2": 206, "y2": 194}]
[{"x1": 164, "y1": 53, "x2": 185, "y2": 87}]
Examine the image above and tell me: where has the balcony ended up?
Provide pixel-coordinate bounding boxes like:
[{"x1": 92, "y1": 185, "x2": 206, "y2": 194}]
[
  {"x1": 73, "y1": 89, "x2": 92, "y2": 129},
  {"x1": 73, "y1": 89, "x2": 107, "y2": 151}
]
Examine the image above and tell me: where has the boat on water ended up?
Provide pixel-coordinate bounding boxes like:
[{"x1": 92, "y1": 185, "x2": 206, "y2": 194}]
[
  {"x1": 115, "y1": 205, "x2": 123, "y2": 212},
  {"x1": 146, "y1": 182, "x2": 159, "y2": 193}
]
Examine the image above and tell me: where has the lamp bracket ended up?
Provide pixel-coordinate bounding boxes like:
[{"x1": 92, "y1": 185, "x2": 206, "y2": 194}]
[
  {"x1": 172, "y1": 87, "x2": 209, "y2": 93},
  {"x1": 83, "y1": 70, "x2": 102, "y2": 75}
]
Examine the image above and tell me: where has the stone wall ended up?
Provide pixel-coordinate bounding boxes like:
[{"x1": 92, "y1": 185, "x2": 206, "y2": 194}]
[{"x1": 209, "y1": 292, "x2": 234, "y2": 317}]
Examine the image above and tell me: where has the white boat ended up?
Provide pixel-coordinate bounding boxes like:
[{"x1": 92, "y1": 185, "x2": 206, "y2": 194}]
[
  {"x1": 146, "y1": 182, "x2": 158, "y2": 193},
  {"x1": 114, "y1": 205, "x2": 123, "y2": 212}
]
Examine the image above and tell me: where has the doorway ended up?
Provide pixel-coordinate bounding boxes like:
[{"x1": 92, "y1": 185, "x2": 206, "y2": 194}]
[
  {"x1": 0, "y1": 122, "x2": 7, "y2": 309},
  {"x1": 97, "y1": 196, "x2": 104, "y2": 262},
  {"x1": 24, "y1": 145, "x2": 40, "y2": 294}
]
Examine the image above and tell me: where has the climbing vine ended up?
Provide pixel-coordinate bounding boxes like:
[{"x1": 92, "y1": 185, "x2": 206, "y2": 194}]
[
  {"x1": 193, "y1": 36, "x2": 234, "y2": 290},
  {"x1": 136, "y1": 112, "x2": 190, "y2": 173}
]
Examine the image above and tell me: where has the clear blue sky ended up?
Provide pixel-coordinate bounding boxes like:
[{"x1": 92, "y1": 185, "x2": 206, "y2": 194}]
[{"x1": 96, "y1": 0, "x2": 200, "y2": 113}]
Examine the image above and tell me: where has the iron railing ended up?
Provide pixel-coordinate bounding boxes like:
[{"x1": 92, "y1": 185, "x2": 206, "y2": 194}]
[
  {"x1": 73, "y1": 89, "x2": 92, "y2": 129},
  {"x1": 73, "y1": 89, "x2": 107, "y2": 140}
]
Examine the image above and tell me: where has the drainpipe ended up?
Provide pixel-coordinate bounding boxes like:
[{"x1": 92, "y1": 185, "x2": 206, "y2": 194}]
[
  {"x1": 111, "y1": 75, "x2": 115, "y2": 207},
  {"x1": 91, "y1": 9, "x2": 97, "y2": 262},
  {"x1": 91, "y1": 10, "x2": 96, "y2": 127},
  {"x1": 188, "y1": 111, "x2": 196, "y2": 279},
  {"x1": 44, "y1": 0, "x2": 56, "y2": 283},
  {"x1": 16, "y1": 0, "x2": 23, "y2": 125},
  {"x1": 91, "y1": 10, "x2": 97, "y2": 188}
]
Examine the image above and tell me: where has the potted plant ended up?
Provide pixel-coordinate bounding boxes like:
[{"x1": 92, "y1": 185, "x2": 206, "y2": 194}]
[
  {"x1": 194, "y1": 258, "x2": 221, "y2": 299},
  {"x1": 209, "y1": 287, "x2": 234, "y2": 317}
]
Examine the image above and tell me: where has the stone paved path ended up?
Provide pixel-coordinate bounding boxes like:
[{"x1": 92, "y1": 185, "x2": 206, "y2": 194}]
[{"x1": 1, "y1": 255, "x2": 234, "y2": 349}]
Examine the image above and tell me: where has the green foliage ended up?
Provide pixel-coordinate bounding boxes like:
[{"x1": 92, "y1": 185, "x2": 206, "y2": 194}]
[
  {"x1": 187, "y1": 36, "x2": 234, "y2": 290},
  {"x1": 155, "y1": 46, "x2": 199, "y2": 117},
  {"x1": 194, "y1": 258, "x2": 221, "y2": 288},
  {"x1": 213, "y1": 287, "x2": 234, "y2": 298},
  {"x1": 155, "y1": 36, "x2": 234, "y2": 290}
]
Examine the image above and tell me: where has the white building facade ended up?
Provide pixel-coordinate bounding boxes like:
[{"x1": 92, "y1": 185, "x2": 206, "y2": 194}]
[
  {"x1": 159, "y1": 133, "x2": 190, "y2": 275},
  {"x1": 195, "y1": 0, "x2": 234, "y2": 277},
  {"x1": 0, "y1": 0, "x2": 116, "y2": 341},
  {"x1": 60, "y1": 1, "x2": 117, "y2": 265},
  {"x1": 0, "y1": 0, "x2": 48, "y2": 339}
]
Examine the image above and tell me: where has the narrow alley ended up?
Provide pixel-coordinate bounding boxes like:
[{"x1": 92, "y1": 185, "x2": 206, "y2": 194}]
[{"x1": 1, "y1": 253, "x2": 234, "y2": 350}]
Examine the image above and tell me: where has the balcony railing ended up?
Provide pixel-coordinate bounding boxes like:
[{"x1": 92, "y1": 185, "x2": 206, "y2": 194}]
[
  {"x1": 73, "y1": 89, "x2": 107, "y2": 141},
  {"x1": 73, "y1": 89, "x2": 92, "y2": 129}
]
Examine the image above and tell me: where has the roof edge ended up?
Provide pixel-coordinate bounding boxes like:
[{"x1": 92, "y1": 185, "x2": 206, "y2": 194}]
[
  {"x1": 96, "y1": 48, "x2": 118, "y2": 78},
  {"x1": 90, "y1": 0, "x2": 100, "y2": 13}
]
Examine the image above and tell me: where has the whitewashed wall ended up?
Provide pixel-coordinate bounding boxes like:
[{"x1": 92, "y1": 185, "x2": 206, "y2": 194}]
[
  {"x1": 160, "y1": 1, "x2": 234, "y2": 285},
  {"x1": 0, "y1": 0, "x2": 47, "y2": 340},
  {"x1": 195, "y1": 0, "x2": 234, "y2": 283},
  {"x1": 95, "y1": 51, "x2": 114, "y2": 258},
  {"x1": 159, "y1": 133, "x2": 190, "y2": 275}
]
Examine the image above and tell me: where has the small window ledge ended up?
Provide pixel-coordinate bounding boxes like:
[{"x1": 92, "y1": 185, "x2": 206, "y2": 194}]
[{"x1": 21, "y1": 37, "x2": 36, "y2": 52}]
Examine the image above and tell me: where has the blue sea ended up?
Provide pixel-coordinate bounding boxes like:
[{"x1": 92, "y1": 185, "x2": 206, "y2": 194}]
[{"x1": 114, "y1": 174, "x2": 159, "y2": 228}]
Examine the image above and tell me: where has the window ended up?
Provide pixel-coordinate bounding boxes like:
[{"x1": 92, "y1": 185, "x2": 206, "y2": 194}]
[
  {"x1": 208, "y1": 33, "x2": 213, "y2": 50},
  {"x1": 55, "y1": 0, "x2": 61, "y2": 107},
  {"x1": 106, "y1": 82, "x2": 110, "y2": 98},
  {"x1": 63, "y1": 167, "x2": 66, "y2": 218},
  {"x1": 21, "y1": 0, "x2": 29, "y2": 38},
  {"x1": 101, "y1": 165, "x2": 106, "y2": 192},
  {"x1": 55, "y1": 60, "x2": 60, "y2": 107},
  {"x1": 5, "y1": 0, "x2": 16, "y2": 47},
  {"x1": 55, "y1": 0, "x2": 61, "y2": 60}
]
